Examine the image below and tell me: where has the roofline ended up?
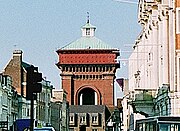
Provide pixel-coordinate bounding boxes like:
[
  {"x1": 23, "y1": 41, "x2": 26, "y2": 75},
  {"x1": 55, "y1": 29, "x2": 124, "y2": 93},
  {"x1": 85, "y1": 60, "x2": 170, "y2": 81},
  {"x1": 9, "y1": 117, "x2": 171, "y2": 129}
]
[
  {"x1": 56, "y1": 62, "x2": 120, "y2": 69},
  {"x1": 56, "y1": 48, "x2": 119, "y2": 53}
]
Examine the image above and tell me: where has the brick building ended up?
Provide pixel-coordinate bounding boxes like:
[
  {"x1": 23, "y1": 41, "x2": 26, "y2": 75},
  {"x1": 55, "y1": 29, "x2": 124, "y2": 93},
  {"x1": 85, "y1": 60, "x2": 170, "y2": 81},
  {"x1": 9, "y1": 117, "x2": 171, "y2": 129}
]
[
  {"x1": 3, "y1": 50, "x2": 53, "y2": 127},
  {"x1": 56, "y1": 19, "x2": 120, "y2": 130},
  {"x1": 3, "y1": 50, "x2": 25, "y2": 96}
]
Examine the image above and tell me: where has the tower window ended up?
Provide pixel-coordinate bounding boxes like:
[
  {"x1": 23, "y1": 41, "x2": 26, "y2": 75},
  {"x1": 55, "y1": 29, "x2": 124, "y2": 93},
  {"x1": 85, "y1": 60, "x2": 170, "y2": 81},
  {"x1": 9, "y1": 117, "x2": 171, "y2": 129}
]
[
  {"x1": 83, "y1": 66, "x2": 86, "y2": 72},
  {"x1": 76, "y1": 67, "x2": 78, "y2": 72},
  {"x1": 86, "y1": 28, "x2": 90, "y2": 36}
]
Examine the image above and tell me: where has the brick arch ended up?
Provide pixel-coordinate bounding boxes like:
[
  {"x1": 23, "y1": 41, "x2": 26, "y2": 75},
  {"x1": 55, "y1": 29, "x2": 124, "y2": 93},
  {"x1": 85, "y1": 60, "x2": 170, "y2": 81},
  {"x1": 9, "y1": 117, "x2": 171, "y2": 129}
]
[{"x1": 75, "y1": 85, "x2": 102, "y2": 105}]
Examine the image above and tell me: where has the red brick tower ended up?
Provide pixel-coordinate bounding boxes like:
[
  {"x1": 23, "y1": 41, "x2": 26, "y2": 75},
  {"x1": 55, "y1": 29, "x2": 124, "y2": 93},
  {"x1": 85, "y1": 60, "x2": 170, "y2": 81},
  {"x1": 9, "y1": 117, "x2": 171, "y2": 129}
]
[{"x1": 56, "y1": 20, "x2": 119, "y2": 108}]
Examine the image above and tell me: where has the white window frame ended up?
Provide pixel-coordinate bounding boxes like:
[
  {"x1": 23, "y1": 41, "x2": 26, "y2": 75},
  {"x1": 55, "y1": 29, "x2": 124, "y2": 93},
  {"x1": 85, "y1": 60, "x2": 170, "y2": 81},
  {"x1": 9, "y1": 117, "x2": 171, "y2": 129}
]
[
  {"x1": 92, "y1": 116, "x2": 98, "y2": 123},
  {"x1": 80, "y1": 116, "x2": 86, "y2": 123},
  {"x1": 70, "y1": 116, "x2": 74, "y2": 122},
  {"x1": 176, "y1": 7, "x2": 180, "y2": 34}
]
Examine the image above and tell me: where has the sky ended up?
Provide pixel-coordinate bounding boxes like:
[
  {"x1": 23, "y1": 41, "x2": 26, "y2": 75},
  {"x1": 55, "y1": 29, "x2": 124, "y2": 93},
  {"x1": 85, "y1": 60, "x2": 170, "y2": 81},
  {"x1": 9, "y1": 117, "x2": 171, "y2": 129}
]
[{"x1": 0, "y1": 0, "x2": 141, "y2": 93}]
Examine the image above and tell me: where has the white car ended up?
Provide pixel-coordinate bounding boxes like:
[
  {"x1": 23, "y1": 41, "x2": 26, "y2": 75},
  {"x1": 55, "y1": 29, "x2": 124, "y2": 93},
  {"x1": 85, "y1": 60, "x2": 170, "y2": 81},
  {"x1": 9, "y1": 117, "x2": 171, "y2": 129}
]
[{"x1": 34, "y1": 127, "x2": 55, "y2": 131}]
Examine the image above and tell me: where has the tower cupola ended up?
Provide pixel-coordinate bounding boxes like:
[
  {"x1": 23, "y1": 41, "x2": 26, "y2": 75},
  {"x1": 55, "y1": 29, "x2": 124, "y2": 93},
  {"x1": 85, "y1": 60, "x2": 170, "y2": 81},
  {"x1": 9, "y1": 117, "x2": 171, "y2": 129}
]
[{"x1": 81, "y1": 13, "x2": 96, "y2": 37}]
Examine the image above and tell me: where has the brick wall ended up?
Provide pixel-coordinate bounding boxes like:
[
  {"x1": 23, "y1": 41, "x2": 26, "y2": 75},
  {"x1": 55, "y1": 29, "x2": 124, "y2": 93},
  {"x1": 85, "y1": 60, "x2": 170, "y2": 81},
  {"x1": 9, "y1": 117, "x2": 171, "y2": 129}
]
[
  {"x1": 73, "y1": 77, "x2": 114, "y2": 106},
  {"x1": 177, "y1": 0, "x2": 180, "y2": 7},
  {"x1": 61, "y1": 72, "x2": 115, "y2": 107},
  {"x1": 58, "y1": 50, "x2": 119, "y2": 108},
  {"x1": 59, "y1": 53, "x2": 117, "y2": 64},
  {"x1": 61, "y1": 75, "x2": 72, "y2": 104},
  {"x1": 4, "y1": 50, "x2": 23, "y2": 95}
]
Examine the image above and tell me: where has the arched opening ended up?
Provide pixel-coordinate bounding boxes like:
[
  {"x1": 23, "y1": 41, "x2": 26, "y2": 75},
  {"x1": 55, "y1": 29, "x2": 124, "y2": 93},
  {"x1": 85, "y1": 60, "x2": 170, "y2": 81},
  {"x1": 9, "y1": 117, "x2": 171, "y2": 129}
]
[{"x1": 78, "y1": 88, "x2": 97, "y2": 105}]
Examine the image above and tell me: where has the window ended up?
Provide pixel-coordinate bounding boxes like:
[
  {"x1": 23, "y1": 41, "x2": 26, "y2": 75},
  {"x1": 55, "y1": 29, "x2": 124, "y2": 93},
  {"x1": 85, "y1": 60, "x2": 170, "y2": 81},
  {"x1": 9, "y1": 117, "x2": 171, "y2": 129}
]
[
  {"x1": 92, "y1": 114, "x2": 99, "y2": 125},
  {"x1": 92, "y1": 116, "x2": 97, "y2": 123},
  {"x1": 86, "y1": 28, "x2": 90, "y2": 35},
  {"x1": 80, "y1": 116, "x2": 86, "y2": 123},
  {"x1": 92, "y1": 129, "x2": 98, "y2": 131},
  {"x1": 177, "y1": 8, "x2": 180, "y2": 34},
  {"x1": 27, "y1": 109, "x2": 30, "y2": 116},
  {"x1": 69, "y1": 114, "x2": 76, "y2": 125},
  {"x1": 70, "y1": 116, "x2": 74, "y2": 122}
]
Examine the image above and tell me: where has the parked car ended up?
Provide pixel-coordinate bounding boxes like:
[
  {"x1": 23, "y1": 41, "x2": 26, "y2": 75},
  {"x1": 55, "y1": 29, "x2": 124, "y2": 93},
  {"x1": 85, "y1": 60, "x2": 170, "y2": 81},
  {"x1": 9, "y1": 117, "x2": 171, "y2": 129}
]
[{"x1": 34, "y1": 127, "x2": 55, "y2": 131}]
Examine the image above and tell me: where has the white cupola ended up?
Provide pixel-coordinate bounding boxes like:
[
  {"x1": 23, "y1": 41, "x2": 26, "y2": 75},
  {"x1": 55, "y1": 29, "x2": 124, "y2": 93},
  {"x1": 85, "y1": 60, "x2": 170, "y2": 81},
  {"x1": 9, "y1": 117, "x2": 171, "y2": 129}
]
[{"x1": 81, "y1": 13, "x2": 96, "y2": 37}]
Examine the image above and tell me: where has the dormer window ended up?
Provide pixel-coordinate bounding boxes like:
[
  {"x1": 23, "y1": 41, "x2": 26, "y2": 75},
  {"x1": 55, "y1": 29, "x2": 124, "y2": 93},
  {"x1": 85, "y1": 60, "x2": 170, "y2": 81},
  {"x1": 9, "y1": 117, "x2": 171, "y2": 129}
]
[
  {"x1": 86, "y1": 28, "x2": 90, "y2": 36},
  {"x1": 79, "y1": 113, "x2": 87, "y2": 125},
  {"x1": 92, "y1": 116, "x2": 97, "y2": 123},
  {"x1": 70, "y1": 116, "x2": 74, "y2": 122},
  {"x1": 91, "y1": 113, "x2": 100, "y2": 125},
  {"x1": 80, "y1": 116, "x2": 86, "y2": 123},
  {"x1": 69, "y1": 113, "x2": 76, "y2": 126}
]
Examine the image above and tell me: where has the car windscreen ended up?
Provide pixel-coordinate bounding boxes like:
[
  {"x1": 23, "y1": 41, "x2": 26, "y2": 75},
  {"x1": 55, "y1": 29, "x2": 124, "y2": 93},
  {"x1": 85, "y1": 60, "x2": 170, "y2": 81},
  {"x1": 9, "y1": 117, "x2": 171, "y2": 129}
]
[{"x1": 34, "y1": 129, "x2": 52, "y2": 131}]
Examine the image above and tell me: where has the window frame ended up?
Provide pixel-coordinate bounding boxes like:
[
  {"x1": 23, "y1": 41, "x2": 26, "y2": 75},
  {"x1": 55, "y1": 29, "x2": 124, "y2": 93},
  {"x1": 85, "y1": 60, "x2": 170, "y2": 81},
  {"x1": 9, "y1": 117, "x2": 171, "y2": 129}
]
[
  {"x1": 176, "y1": 7, "x2": 180, "y2": 34},
  {"x1": 80, "y1": 116, "x2": 86, "y2": 123},
  {"x1": 92, "y1": 116, "x2": 98, "y2": 123}
]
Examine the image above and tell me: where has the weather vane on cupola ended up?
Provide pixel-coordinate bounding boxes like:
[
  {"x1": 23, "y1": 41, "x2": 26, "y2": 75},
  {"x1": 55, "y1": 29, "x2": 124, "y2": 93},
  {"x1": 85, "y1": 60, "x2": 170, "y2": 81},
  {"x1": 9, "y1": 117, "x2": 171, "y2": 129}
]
[
  {"x1": 87, "y1": 12, "x2": 90, "y2": 23},
  {"x1": 81, "y1": 12, "x2": 96, "y2": 37}
]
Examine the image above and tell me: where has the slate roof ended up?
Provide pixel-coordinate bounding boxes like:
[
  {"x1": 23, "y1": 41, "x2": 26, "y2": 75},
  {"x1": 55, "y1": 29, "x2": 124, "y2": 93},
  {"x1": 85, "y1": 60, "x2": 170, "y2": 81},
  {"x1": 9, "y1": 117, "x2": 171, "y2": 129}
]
[
  {"x1": 22, "y1": 61, "x2": 31, "y2": 69},
  {"x1": 69, "y1": 105, "x2": 106, "y2": 113},
  {"x1": 61, "y1": 37, "x2": 117, "y2": 50}
]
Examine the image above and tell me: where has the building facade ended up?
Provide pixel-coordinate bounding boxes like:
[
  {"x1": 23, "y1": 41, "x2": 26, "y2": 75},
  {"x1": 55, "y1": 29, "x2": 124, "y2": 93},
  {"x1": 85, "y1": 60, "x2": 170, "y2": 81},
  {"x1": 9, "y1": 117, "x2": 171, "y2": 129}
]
[
  {"x1": 3, "y1": 50, "x2": 54, "y2": 128},
  {"x1": 0, "y1": 74, "x2": 19, "y2": 130},
  {"x1": 122, "y1": 0, "x2": 180, "y2": 130},
  {"x1": 56, "y1": 19, "x2": 120, "y2": 130},
  {"x1": 35, "y1": 79, "x2": 53, "y2": 127},
  {"x1": 69, "y1": 105, "x2": 111, "y2": 131},
  {"x1": 51, "y1": 89, "x2": 69, "y2": 131}
]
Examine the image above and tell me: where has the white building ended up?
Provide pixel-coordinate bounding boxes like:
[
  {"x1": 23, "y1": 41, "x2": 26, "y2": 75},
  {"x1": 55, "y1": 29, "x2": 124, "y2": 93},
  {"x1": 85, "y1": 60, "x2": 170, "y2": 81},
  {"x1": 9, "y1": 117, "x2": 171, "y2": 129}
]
[
  {"x1": 122, "y1": 0, "x2": 180, "y2": 130},
  {"x1": 0, "y1": 74, "x2": 19, "y2": 130}
]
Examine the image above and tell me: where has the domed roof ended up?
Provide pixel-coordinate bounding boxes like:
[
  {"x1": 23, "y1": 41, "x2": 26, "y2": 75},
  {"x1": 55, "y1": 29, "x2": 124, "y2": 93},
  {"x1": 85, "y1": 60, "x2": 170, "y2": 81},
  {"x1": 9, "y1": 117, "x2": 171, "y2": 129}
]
[
  {"x1": 60, "y1": 19, "x2": 118, "y2": 50},
  {"x1": 61, "y1": 36, "x2": 116, "y2": 50}
]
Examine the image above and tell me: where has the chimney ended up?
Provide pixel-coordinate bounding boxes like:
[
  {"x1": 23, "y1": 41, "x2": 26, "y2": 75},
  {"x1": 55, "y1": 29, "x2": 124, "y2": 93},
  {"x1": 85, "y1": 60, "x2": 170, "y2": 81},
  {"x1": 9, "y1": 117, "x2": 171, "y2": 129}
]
[{"x1": 13, "y1": 50, "x2": 23, "y2": 61}]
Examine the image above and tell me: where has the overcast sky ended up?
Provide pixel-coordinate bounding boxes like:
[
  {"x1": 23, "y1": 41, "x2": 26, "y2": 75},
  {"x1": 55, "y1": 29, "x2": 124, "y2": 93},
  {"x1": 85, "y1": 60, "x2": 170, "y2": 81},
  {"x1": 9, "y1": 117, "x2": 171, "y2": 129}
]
[{"x1": 0, "y1": 0, "x2": 141, "y2": 94}]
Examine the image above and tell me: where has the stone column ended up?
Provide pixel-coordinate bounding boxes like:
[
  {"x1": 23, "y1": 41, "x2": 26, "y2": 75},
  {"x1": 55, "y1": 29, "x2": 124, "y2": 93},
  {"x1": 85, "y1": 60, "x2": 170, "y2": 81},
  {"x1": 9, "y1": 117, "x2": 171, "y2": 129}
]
[
  {"x1": 152, "y1": 10, "x2": 159, "y2": 89},
  {"x1": 158, "y1": 14, "x2": 163, "y2": 87},
  {"x1": 162, "y1": 9, "x2": 169, "y2": 84}
]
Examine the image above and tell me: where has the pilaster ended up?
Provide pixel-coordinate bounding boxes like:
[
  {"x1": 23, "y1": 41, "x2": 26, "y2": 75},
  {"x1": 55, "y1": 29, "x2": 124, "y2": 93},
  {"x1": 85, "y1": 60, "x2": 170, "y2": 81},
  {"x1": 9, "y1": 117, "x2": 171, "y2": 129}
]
[{"x1": 152, "y1": 10, "x2": 159, "y2": 89}]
